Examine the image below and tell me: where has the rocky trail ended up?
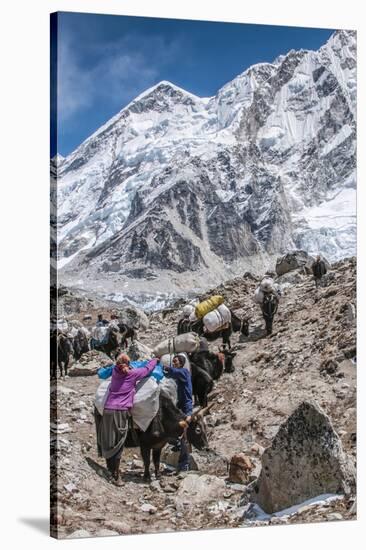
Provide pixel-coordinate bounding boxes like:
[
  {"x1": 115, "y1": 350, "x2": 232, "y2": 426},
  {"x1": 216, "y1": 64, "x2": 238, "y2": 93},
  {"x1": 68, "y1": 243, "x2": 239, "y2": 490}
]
[{"x1": 51, "y1": 256, "x2": 356, "y2": 539}]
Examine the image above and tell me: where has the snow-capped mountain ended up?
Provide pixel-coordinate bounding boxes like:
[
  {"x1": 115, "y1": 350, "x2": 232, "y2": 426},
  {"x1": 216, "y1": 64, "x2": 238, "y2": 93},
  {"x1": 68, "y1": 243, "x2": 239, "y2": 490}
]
[{"x1": 55, "y1": 30, "x2": 356, "y2": 301}]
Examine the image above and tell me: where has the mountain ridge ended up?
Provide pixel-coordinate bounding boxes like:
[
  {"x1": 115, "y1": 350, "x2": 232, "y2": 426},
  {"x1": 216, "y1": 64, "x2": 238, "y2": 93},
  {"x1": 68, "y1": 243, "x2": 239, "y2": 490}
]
[{"x1": 54, "y1": 30, "x2": 356, "y2": 304}]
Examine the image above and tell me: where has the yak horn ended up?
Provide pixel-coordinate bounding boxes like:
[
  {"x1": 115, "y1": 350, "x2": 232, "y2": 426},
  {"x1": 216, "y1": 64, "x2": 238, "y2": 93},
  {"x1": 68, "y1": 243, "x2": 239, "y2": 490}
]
[{"x1": 197, "y1": 402, "x2": 215, "y2": 418}]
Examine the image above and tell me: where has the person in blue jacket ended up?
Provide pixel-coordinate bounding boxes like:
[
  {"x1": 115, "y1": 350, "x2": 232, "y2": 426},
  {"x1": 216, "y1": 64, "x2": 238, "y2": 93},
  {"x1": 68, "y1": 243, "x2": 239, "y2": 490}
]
[{"x1": 164, "y1": 354, "x2": 193, "y2": 472}]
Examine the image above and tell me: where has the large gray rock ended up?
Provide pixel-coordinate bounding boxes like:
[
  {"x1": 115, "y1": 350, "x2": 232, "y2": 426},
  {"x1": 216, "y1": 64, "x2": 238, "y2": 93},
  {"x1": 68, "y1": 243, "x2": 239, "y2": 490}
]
[
  {"x1": 275, "y1": 250, "x2": 315, "y2": 276},
  {"x1": 118, "y1": 306, "x2": 149, "y2": 330},
  {"x1": 68, "y1": 350, "x2": 113, "y2": 376},
  {"x1": 252, "y1": 401, "x2": 356, "y2": 513},
  {"x1": 127, "y1": 339, "x2": 152, "y2": 361}
]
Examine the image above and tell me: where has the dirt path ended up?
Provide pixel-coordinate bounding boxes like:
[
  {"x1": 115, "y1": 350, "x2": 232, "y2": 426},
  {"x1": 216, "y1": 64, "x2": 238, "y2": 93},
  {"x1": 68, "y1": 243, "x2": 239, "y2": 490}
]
[{"x1": 51, "y1": 258, "x2": 356, "y2": 538}]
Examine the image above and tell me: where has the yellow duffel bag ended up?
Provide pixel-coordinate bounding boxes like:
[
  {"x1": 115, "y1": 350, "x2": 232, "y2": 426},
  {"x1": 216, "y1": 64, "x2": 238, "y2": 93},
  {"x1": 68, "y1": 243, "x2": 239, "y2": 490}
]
[{"x1": 195, "y1": 295, "x2": 224, "y2": 319}]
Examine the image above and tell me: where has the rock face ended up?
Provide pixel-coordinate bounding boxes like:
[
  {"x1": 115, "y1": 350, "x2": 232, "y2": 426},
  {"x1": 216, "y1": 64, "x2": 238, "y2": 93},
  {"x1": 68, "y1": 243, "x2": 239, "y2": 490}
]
[
  {"x1": 275, "y1": 250, "x2": 315, "y2": 276},
  {"x1": 252, "y1": 401, "x2": 356, "y2": 513},
  {"x1": 56, "y1": 30, "x2": 356, "y2": 301}
]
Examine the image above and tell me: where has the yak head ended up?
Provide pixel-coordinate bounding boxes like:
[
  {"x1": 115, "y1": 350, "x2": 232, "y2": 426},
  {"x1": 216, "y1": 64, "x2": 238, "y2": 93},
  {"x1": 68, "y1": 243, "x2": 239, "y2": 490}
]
[
  {"x1": 186, "y1": 403, "x2": 214, "y2": 450},
  {"x1": 219, "y1": 345, "x2": 237, "y2": 373}
]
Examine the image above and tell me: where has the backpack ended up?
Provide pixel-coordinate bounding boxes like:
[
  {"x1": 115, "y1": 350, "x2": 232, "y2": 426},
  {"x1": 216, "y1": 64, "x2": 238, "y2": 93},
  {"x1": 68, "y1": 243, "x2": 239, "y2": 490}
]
[{"x1": 262, "y1": 292, "x2": 278, "y2": 318}]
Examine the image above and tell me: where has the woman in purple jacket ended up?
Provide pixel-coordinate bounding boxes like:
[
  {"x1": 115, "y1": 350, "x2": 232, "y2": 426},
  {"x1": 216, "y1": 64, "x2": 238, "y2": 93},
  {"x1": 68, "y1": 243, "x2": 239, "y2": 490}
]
[{"x1": 94, "y1": 353, "x2": 158, "y2": 485}]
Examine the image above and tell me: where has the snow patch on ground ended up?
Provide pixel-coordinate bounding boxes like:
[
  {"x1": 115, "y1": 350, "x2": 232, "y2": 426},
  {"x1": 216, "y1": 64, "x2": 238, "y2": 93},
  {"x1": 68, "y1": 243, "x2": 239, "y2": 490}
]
[{"x1": 244, "y1": 493, "x2": 344, "y2": 523}]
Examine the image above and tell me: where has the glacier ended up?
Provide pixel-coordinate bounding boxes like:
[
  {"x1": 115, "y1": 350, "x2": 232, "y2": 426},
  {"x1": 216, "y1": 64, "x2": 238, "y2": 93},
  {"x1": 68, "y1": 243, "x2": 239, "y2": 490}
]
[{"x1": 53, "y1": 29, "x2": 356, "y2": 303}]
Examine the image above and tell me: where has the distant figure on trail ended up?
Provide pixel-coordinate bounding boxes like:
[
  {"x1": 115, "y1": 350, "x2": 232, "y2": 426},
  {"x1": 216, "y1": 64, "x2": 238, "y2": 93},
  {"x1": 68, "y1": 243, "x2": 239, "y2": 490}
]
[
  {"x1": 96, "y1": 313, "x2": 109, "y2": 327},
  {"x1": 163, "y1": 354, "x2": 193, "y2": 472},
  {"x1": 94, "y1": 353, "x2": 158, "y2": 486},
  {"x1": 254, "y1": 278, "x2": 280, "y2": 336},
  {"x1": 311, "y1": 255, "x2": 327, "y2": 288},
  {"x1": 262, "y1": 292, "x2": 279, "y2": 335}
]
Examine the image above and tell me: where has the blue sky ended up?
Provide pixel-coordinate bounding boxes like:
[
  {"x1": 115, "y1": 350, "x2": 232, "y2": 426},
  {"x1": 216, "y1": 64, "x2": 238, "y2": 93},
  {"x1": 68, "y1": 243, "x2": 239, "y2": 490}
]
[{"x1": 51, "y1": 12, "x2": 335, "y2": 158}]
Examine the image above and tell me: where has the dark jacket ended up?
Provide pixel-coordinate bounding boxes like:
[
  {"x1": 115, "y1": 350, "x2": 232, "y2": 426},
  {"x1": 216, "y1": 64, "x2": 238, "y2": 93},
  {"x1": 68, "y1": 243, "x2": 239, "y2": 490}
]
[
  {"x1": 165, "y1": 366, "x2": 193, "y2": 416},
  {"x1": 312, "y1": 260, "x2": 327, "y2": 279}
]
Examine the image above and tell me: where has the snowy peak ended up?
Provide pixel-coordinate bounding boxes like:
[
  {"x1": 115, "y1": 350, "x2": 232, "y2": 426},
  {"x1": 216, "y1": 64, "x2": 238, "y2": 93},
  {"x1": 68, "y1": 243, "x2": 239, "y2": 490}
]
[
  {"x1": 127, "y1": 80, "x2": 202, "y2": 115},
  {"x1": 52, "y1": 153, "x2": 65, "y2": 164},
  {"x1": 56, "y1": 30, "x2": 356, "y2": 298}
]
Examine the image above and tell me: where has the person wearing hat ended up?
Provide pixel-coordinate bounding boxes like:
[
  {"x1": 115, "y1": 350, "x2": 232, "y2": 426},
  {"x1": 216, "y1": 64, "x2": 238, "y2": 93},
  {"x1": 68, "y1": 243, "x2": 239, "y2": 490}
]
[
  {"x1": 94, "y1": 353, "x2": 158, "y2": 485},
  {"x1": 163, "y1": 354, "x2": 193, "y2": 472},
  {"x1": 96, "y1": 313, "x2": 109, "y2": 327}
]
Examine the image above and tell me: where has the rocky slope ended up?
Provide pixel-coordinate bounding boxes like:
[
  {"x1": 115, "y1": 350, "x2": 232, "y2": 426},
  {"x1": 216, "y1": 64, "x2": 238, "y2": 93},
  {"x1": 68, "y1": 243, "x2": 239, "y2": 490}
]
[
  {"x1": 55, "y1": 30, "x2": 356, "y2": 304},
  {"x1": 51, "y1": 256, "x2": 356, "y2": 538}
]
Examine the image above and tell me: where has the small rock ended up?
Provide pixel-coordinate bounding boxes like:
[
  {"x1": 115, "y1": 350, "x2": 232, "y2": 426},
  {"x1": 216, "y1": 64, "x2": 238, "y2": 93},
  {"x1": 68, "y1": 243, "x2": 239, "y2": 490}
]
[
  {"x1": 228, "y1": 453, "x2": 253, "y2": 483},
  {"x1": 131, "y1": 459, "x2": 144, "y2": 469},
  {"x1": 103, "y1": 520, "x2": 131, "y2": 534},
  {"x1": 326, "y1": 512, "x2": 344, "y2": 521},
  {"x1": 251, "y1": 443, "x2": 265, "y2": 456},
  {"x1": 149, "y1": 480, "x2": 162, "y2": 492},
  {"x1": 140, "y1": 503, "x2": 157, "y2": 514},
  {"x1": 269, "y1": 516, "x2": 288, "y2": 525},
  {"x1": 64, "y1": 483, "x2": 77, "y2": 493}
]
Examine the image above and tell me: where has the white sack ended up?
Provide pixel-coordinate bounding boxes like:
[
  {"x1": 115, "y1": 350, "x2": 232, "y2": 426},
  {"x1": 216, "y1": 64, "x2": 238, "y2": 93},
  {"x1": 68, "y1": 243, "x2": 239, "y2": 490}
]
[
  {"x1": 260, "y1": 278, "x2": 275, "y2": 292},
  {"x1": 91, "y1": 325, "x2": 109, "y2": 341},
  {"x1": 131, "y1": 377, "x2": 160, "y2": 432},
  {"x1": 153, "y1": 332, "x2": 200, "y2": 357},
  {"x1": 94, "y1": 380, "x2": 111, "y2": 416},
  {"x1": 254, "y1": 287, "x2": 265, "y2": 304},
  {"x1": 203, "y1": 304, "x2": 231, "y2": 333}
]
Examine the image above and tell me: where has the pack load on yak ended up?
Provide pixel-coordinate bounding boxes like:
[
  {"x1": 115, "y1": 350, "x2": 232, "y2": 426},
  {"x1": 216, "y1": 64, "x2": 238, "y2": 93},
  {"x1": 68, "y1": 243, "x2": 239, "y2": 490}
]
[
  {"x1": 202, "y1": 303, "x2": 231, "y2": 333},
  {"x1": 95, "y1": 373, "x2": 160, "y2": 433},
  {"x1": 91, "y1": 325, "x2": 109, "y2": 347},
  {"x1": 153, "y1": 332, "x2": 200, "y2": 357},
  {"x1": 194, "y1": 295, "x2": 224, "y2": 319},
  {"x1": 95, "y1": 356, "x2": 195, "y2": 436}
]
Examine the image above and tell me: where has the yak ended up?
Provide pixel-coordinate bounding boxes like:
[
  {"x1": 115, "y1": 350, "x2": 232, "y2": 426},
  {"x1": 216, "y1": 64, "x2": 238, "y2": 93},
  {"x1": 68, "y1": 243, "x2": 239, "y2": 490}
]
[
  {"x1": 92, "y1": 326, "x2": 122, "y2": 359},
  {"x1": 190, "y1": 310, "x2": 248, "y2": 348},
  {"x1": 125, "y1": 392, "x2": 211, "y2": 481},
  {"x1": 72, "y1": 328, "x2": 89, "y2": 361},
  {"x1": 190, "y1": 363, "x2": 214, "y2": 407},
  {"x1": 118, "y1": 323, "x2": 137, "y2": 349},
  {"x1": 50, "y1": 332, "x2": 74, "y2": 379},
  {"x1": 189, "y1": 350, "x2": 224, "y2": 380},
  {"x1": 189, "y1": 348, "x2": 236, "y2": 406}
]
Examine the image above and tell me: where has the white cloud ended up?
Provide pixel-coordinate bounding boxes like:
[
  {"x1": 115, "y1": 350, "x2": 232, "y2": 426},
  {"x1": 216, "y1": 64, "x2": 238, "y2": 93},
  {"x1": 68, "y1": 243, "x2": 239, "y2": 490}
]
[{"x1": 57, "y1": 31, "x2": 182, "y2": 124}]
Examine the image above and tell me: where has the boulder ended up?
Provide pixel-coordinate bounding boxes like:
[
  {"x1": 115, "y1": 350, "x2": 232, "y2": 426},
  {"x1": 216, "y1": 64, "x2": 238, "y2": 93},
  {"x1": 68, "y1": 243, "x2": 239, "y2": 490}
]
[
  {"x1": 127, "y1": 339, "x2": 152, "y2": 361},
  {"x1": 228, "y1": 453, "x2": 254, "y2": 483},
  {"x1": 252, "y1": 401, "x2": 356, "y2": 513},
  {"x1": 275, "y1": 250, "x2": 315, "y2": 276},
  {"x1": 69, "y1": 350, "x2": 113, "y2": 376},
  {"x1": 118, "y1": 306, "x2": 149, "y2": 330}
]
